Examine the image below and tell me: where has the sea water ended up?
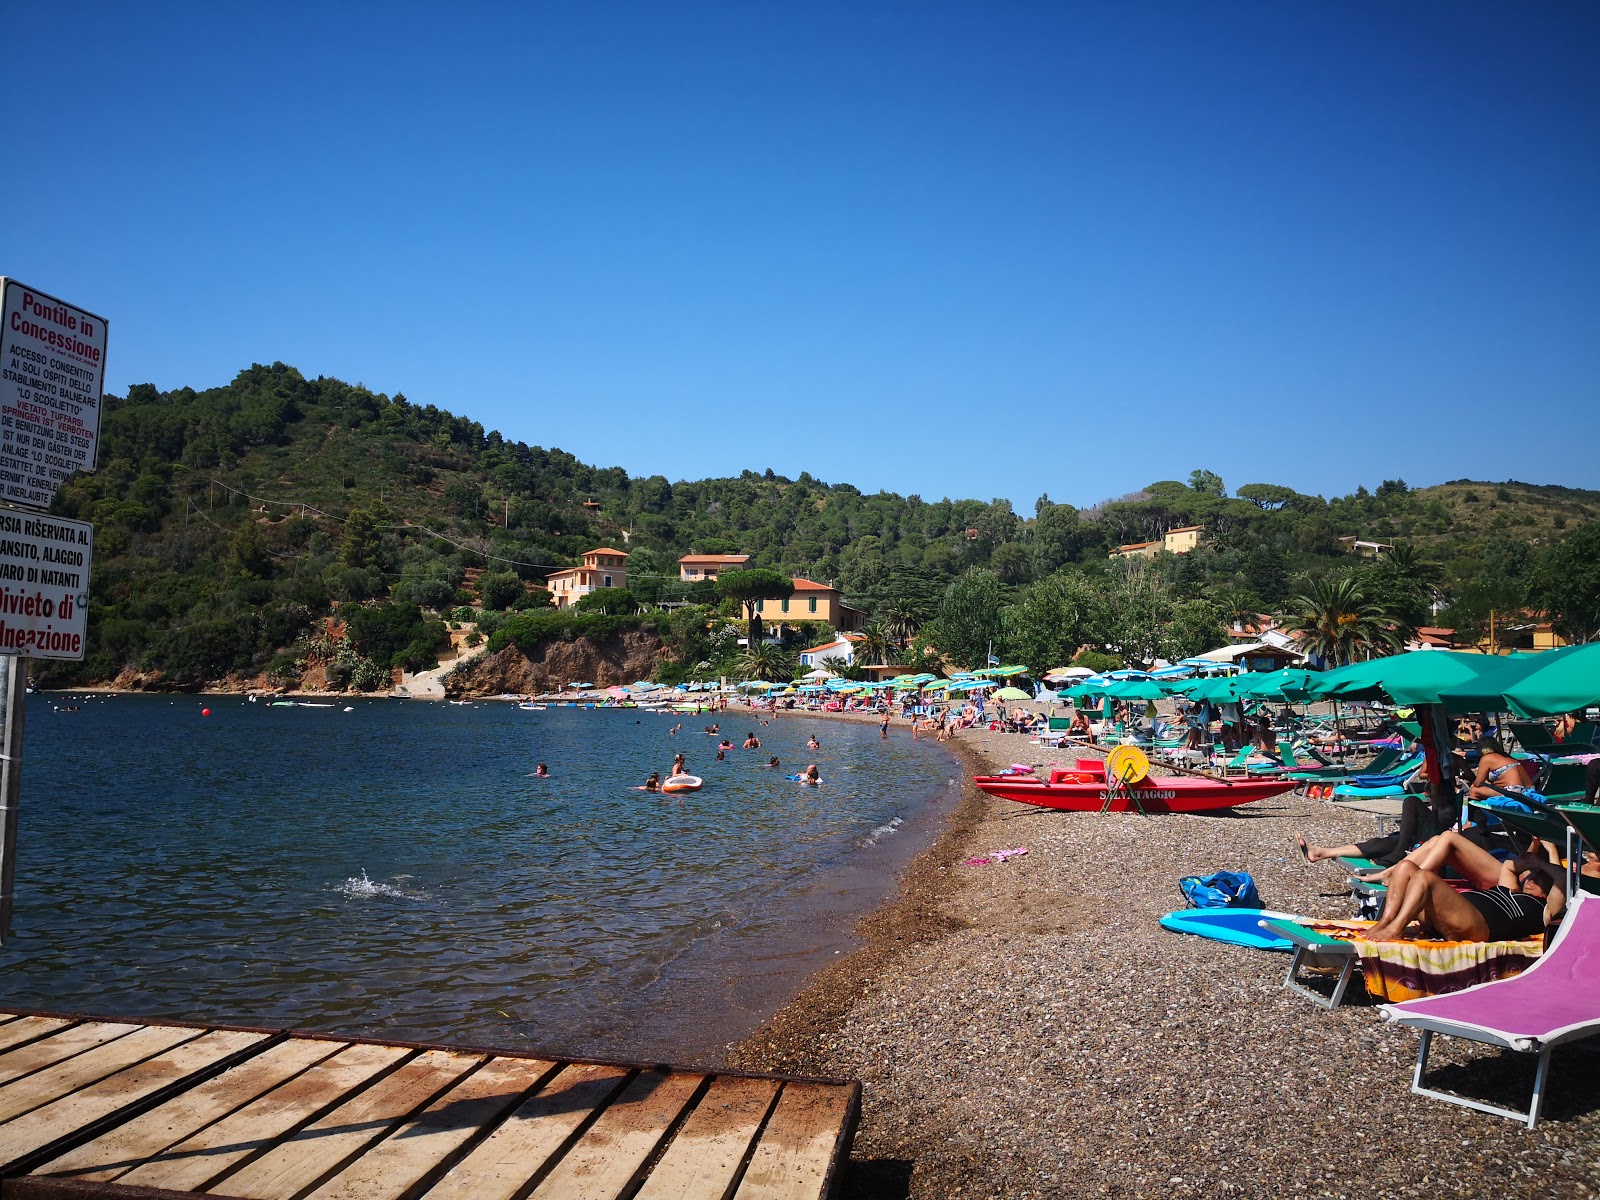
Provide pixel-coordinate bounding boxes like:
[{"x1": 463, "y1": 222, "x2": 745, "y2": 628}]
[{"x1": 0, "y1": 694, "x2": 959, "y2": 1061}]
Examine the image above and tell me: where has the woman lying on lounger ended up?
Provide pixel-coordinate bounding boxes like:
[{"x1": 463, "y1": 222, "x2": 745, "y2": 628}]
[
  {"x1": 1295, "y1": 761, "x2": 1460, "y2": 869},
  {"x1": 1361, "y1": 831, "x2": 1565, "y2": 943}
]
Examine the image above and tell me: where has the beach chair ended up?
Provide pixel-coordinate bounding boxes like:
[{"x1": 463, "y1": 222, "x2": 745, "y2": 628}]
[
  {"x1": 1380, "y1": 889, "x2": 1599, "y2": 1127},
  {"x1": 1506, "y1": 721, "x2": 1567, "y2": 757}
]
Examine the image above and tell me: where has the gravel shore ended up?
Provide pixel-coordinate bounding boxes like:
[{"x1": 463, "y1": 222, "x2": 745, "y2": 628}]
[{"x1": 729, "y1": 708, "x2": 1599, "y2": 1200}]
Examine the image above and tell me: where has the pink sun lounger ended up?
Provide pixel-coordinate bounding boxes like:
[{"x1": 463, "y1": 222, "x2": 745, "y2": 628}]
[{"x1": 1379, "y1": 888, "x2": 1598, "y2": 1127}]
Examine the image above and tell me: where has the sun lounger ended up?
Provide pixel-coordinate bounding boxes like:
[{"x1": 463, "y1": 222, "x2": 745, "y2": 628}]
[
  {"x1": 1260, "y1": 915, "x2": 1544, "y2": 1011},
  {"x1": 1380, "y1": 889, "x2": 1597, "y2": 1126}
]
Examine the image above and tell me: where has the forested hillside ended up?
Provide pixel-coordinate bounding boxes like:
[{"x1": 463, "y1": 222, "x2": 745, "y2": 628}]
[{"x1": 38, "y1": 362, "x2": 1600, "y2": 689}]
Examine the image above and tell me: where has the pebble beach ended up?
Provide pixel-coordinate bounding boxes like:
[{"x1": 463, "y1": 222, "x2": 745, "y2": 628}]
[{"x1": 729, "y1": 709, "x2": 1600, "y2": 1200}]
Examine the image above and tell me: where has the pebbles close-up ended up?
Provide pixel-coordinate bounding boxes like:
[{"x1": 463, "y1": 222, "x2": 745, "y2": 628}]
[{"x1": 731, "y1": 713, "x2": 1600, "y2": 1200}]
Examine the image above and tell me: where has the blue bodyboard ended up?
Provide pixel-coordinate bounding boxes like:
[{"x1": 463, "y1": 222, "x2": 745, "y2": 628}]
[{"x1": 1159, "y1": 908, "x2": 1293, "y2": 951}]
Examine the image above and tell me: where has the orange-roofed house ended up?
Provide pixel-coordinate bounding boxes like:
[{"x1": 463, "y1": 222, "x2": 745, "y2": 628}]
[
  {"x1": 757, "y1": 578, "x2": 866, "y2": 632},
  {"x1": 546, "y1": 548, "x2": 629, "y2": 609},
  {"x1": 677, "y1": 553, "x2": 750, "y2": 583}
]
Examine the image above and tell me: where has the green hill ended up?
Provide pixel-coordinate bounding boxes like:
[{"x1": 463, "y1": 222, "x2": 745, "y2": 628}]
[{"x1": 37, "y1": 362, "x2": 1600, "y2": 688}]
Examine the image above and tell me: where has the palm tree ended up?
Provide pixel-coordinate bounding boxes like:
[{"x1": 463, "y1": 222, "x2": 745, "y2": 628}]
[
  {"x1": 880, "y1": 604, "x2": 921, "y2": 649},
  {"x1": 1279, "y1": 576, "x2": 1402, "y2": 666},
  {"x1": 1381, "y1": 542, "x2": 1444, "y2": 596},
  {"x1": 854, "y1": 620, "x2": 893, "y2": 667},
  {"x1": 739, "y1": 641, "x2": 795, "y2": 682}
]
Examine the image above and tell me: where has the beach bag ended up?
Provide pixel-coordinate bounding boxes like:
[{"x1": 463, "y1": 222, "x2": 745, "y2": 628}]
[{"x1": 1179, "y1": 871, "x2": 1263, "y2": 910}]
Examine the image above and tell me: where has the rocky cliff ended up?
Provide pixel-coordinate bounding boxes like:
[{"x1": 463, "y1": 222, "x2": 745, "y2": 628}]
[{"x1": 444, "y1": 630, "x2": 665, "y2": 697}]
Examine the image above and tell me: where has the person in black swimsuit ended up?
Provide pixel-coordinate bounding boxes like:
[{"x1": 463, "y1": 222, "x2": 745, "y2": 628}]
[{"x1": 1366, "y1": 847, "x2": 1563, "y2": 943}]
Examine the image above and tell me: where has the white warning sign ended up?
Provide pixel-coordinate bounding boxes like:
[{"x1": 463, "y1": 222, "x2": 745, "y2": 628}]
[
  {"x1": 0, "y1": 279, "x2": 107, "y2": 511},
  {"x1": 0, "y1": 509, "x2": 92, "y2": 660}
]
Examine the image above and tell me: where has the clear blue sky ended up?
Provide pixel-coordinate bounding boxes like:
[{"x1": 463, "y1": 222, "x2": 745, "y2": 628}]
[{"x1": 7, "y1": 2, "x2": 1596, "y2": 510}]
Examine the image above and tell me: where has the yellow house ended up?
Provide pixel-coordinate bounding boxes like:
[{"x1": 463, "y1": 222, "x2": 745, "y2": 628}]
[
  {"x1": 758, "y1": 578, "x2": 866, "y2": 632},
  {"x1": 677, "y1": 553, "x2": 750, "y2": 582},
  {"x1": 1163, "y1": 525, "x2": 1204, "y2": 554},
  {"x1": 1109, "y1": 540, "x2": 1160, "y2": 560},
  {"x1": 546, "y1": 547, "x2": 629, "y2": 609}
]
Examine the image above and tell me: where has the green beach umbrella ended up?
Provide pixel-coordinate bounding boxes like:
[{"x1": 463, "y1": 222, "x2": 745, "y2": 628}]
[
  {"x1": 1240, "y1": 669, "x2": 1320, "y2": 702},
  {"x1": 1307, "y1": 650, "x2": 1509, "y2": 705},
  {"x1": 1429, "y1": 650, "x2": 1563, "y2": 714},
  {"x1": 1104, "y1": 680, "x2": 1167, "y2": 700},
  {"x1": 1497, "y1": 643, "x2": 1600, "y2": 717},
  {"x1": 994, "y1": 686, "x2": 1032, "y2": 701}
]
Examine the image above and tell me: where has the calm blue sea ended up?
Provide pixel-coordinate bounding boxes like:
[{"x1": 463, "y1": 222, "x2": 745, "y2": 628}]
[{"x1": 0, "y1": 694, "x2": 959, "y2": 1062}]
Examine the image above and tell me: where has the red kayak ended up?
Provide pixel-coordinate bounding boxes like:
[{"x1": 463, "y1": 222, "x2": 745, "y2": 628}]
[{"x1": 972, "y1": 759, "x2": 1293, "y2": 814}]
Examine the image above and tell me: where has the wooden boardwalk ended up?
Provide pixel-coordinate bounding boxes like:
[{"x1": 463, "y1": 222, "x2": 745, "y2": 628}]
[{"x1": 0, "y1": 1009, "x2": 859, "y2": 1199}]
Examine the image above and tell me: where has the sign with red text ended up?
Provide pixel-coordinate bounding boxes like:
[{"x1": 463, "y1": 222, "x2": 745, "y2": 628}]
[
  {"x1": 0, "y1": 279, "x2": 107, "y2": 510},
  {"x1": 0, "y1": 509, "x2": 91, "y2": 659}
]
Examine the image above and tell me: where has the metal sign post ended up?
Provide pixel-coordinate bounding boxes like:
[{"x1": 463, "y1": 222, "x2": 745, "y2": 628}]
[{"x1": 0, "y1": 656, "x2": 26, "y2": 942}]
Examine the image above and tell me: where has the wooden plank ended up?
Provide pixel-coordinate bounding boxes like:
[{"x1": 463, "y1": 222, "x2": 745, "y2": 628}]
[
  {"x1": 0, "y1": 1026, "x2": 195, "y2": 1127},
  {"x1": 526, "y1": 1069, "x2": 706, "y2": 1199},
  {"x1": 214, "y1": 1047, "x2": 481, "y2": 1200},
  {"x1": 421, "y1": 1062, "x2": 631, "y2": 1200},
  {"x1": 0, "y1": 1022, "x2": 140, "y2": 1091},
  {"x1": 115, "y1": 1041, "x2": 408, "y2": 1194},
  {"x1": 634, "y1": 1076, "x2": 781, "y2": 1200},
  {"x1": 30, "y1": 1036, "x2": 343, "y2": 1183},
  {"x1": 0, "y1": 1029, "x2": 266, "y2": 1172},
  {"x1": 0, "y1": 1017, "x2": 73, "y2": 1056},
  {"x1": 303, "y1": 1055, "x2": 558, "y2": 1200},
  {"x1": 732, "y1": 1083, "x2": 857, "y2": 1200}
]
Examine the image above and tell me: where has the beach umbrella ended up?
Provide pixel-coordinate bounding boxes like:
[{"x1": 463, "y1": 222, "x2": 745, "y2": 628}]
[
  {"x1": 1239, "y1": 669, "x2": 1320, "y2": 703},
  {"x1": 1104, "y1": 680, "x2": 1167, "y2": 700},
  {"x1": 994, "y1": 686, "x2": 1032, "y2": 701},
  {"x1": 571, "y1": 682, "x2": 593, "y2": 689},
  {"x1": 1307, "y1": 651, "x2": 1513, "y2": 706},
  {"x1": 800, "y1": 668, "x2": 836, "y2": 681},
  {"x1": 1044, "y1": 666, "x2": 1095, "y2": 682},
  {"x1": 1492, "y1": 643, "x2": 1600, "y2": 717},
  {"x1": 605, "y1": 686, "x2": 628, "y2": 698},
  {"x1": 989, "y1": 665, "x2": 1029, "y2": 677}
]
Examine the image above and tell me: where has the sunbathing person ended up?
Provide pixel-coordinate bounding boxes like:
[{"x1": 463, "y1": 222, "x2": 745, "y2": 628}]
[
  {"x1": 1467, "y1": 737, "x2": 1534, "y2": 800},
  {"x1": 1353, "y1": 829, "x2": 1550, "y2": 887},
  {"x1": 1366, "y1": 855, "x2": 1563, "y2": 943},
  {"x1": 1296, "y1": 767, "x2": 1447, "y2": 869}
]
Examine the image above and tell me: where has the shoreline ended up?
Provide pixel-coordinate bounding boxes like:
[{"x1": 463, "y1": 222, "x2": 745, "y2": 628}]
[{"x1": 728, "y1": 708, "x2": 1599, "y2": 1200}]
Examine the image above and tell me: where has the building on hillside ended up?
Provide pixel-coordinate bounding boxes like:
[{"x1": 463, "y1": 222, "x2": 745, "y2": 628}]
[
  {"x1": 757, "y1": 578, "x2": 867, "y2": 632},
  {"x1": 798, "y1": 633, "x2": 865, "y2": 669},
  {"x1": 677, "y1": 553, "x2": 750, "y2": 582},
  {"x1": 1162, "y1": 525, "x2": 1204, "y2": 554},
  {"x1": 1110, "y1": 526, "x2": 1206, "y2": 560},
  {"x1": 1338, "y1": 536, "x2": 1393, "y2": 558},
  {"x1": 1110, "y1": 540, "x2": 1160, "y2": 560},
  {"x1": 545, "y1": 547, "x2": 629, "y2": 609}
]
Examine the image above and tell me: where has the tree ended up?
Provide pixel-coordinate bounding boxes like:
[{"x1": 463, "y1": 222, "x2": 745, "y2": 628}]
[
  {"x1": 739, "y1": 641, "x2": 795, "y2": 681},
  {"x1": 879, "y1": 603, "x2": 922, "y2": 648},
  {"x1": 1188, "y1": 469, "x2": 1225, "y2": 497},
  {"x1": 1236, "y1": 483, "x2": 1298, "y2": 511},
  {"x1": 716, "y1": 569, "x2": 794, "y2": 649},
  {"x1": 1380, "y1": 543, "x2": 1443, "y2": 595},
  {"x1": 1279, "y1": 576, "x2": 1402, "y2": 666},
  {"x1": 1002, "y1": 571, "x2": 1099, "y2": 674},
  {"x1": 572, "y1": 587, "x2": 637, "y2": 615},
  {"x1": 930, "y1": 569, "x2": 1006, "y2": 669},
  {"x1": 854, "y1": 620, "x2": 893, "y2": 667},
  {"x1": 477, "y1": 571, "x2": 524, "y2": 611},
  {"x1": 1526, "y1": 521, "x2": 1600, "y2": 643}
]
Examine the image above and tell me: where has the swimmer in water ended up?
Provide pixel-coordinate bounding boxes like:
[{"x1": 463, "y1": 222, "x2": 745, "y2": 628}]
[
  {"x1": 673, "y1": 753, "x2": 686, "y2": 776},
  {"x1": 638, "y1": 772, "x2": 661, "y2": 792},
  {"x1": 800, "y1": 764, "x2": 821, "y2": 785},
  {"x1": 764, "y1": 756, "x2": 781, "y2": 769},
  {"x1": 743, "y1": 733, "x2": 761, "y2": 748},
  {"x1": 807, "y1": 735, "x2": 820, "y2": 750},
  {"x1": 534, "y1": 763, "x2": 549, "y2": 777},
  {"x1": 716, "y1": 749, "x2": 726, "y2": 761}
]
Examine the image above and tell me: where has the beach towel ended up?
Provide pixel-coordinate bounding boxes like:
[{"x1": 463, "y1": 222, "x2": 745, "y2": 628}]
[
  {"x1": 1298, "y1": 918, "x2": 1543, "y2": 1003},
  {"x1": 1179, "y1": 871, "x2": 1263, "y2": 910}
]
